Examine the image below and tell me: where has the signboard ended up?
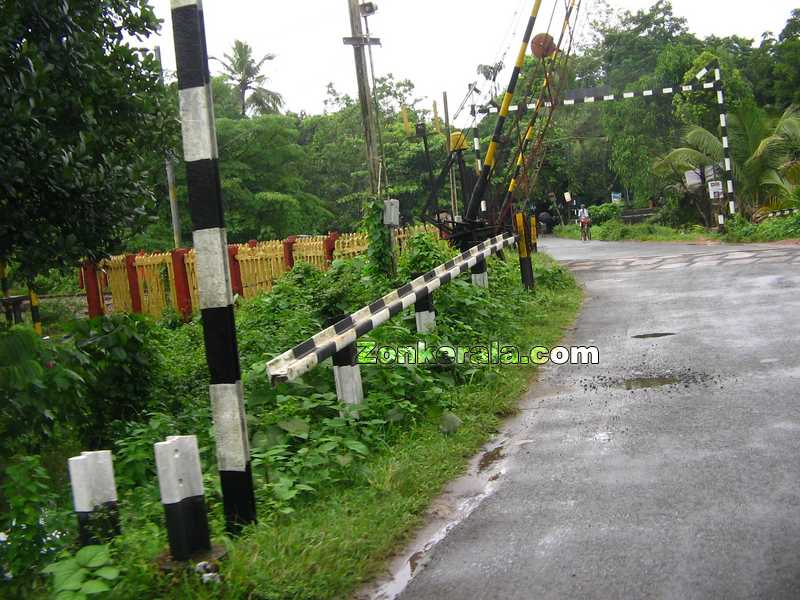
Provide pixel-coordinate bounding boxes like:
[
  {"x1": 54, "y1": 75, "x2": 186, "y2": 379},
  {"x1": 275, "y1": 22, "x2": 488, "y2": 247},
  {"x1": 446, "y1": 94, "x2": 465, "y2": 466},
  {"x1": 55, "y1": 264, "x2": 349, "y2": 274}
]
[
  {"x1": 708, "y1": 180, "x2": 723, "y2": 199},
  {"x1": 564, "y1": 192, "x2": 572, "y2": 203},
  {"x1": 611, "y1": 192, "x2": 622, "y2": 204}
]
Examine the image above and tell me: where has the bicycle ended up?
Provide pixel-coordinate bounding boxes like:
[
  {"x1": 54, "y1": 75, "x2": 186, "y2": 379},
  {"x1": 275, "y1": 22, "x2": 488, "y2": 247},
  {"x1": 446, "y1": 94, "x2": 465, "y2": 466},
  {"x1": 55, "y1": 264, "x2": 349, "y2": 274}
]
[{"x1": 580, "y1": 217, "x2": 592, "y2": 242}]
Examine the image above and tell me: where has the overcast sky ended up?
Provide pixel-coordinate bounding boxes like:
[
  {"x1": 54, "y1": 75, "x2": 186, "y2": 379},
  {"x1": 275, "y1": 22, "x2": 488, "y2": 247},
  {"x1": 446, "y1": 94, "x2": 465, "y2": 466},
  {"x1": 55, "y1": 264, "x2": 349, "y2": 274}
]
[{"x1": 147, "y1": 1, "x2": 797, "y2": 126}]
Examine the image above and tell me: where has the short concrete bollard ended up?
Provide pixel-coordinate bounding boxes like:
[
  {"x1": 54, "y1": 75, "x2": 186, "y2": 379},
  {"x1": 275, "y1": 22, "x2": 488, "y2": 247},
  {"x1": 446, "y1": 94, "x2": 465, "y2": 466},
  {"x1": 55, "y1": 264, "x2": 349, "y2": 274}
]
[
  {"x1": 414, "y1": 292, "x2": 436, "y2": 333},
  {"x1": 333, "y1": 343, "x2": 364, "y2": 405},
  {"x1": 155, "y1": 436, "x2": 211, "y2": 561},
  {"x1": 471, "y1": 259, "x2": 489, "y2": 288},
  {"x1": 68, "y1": 451, "x2": 120, "y2": 546}
]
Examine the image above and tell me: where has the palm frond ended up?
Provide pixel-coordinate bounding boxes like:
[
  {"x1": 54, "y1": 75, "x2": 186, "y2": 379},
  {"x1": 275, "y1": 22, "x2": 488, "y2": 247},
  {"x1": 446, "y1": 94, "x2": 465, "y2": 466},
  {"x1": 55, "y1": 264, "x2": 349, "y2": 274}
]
[{"x1": 684, "y1": 126, "x2": 723, "y2": 162}]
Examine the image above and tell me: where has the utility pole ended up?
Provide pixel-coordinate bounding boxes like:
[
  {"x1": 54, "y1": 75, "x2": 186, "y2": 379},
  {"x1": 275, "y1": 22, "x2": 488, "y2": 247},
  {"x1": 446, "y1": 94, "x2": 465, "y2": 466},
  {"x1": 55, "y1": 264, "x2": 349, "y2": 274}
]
[
  {"x1": 345, "y1": 0, "x2": 381, "y2": 195},
  {"x1": 155, "y1": 47, "x2": 182, "y2": 248}
]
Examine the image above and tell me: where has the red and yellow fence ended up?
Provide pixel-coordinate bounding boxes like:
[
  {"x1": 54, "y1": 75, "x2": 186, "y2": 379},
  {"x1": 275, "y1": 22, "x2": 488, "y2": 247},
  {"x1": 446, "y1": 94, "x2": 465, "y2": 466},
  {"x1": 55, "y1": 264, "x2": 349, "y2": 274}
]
[{"x1": 81, "y1": 225, "x2": 437, "y2": 319}]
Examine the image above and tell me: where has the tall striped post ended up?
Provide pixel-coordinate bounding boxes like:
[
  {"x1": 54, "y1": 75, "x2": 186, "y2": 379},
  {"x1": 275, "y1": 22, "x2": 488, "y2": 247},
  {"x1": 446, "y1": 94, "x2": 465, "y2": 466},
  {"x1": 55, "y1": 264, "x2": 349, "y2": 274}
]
[
  {"x1": 28, "y1": 285, "x2": 42, "y2": 336},
  {"x1": 171, "y1": 0, "x2": 256, "y2": 533},
  {"x1": 155, "y1": 435, "x2": 212, "y2": 561},
  {"x1": 714, "y1": 66, "x2": 736, "y2": 216},
  {"x1": 68, "y1": 451, "x2": 120, "y2": 546},
  {"x1": 464, "y1": 0, "x2": 544, "y2": 222}
]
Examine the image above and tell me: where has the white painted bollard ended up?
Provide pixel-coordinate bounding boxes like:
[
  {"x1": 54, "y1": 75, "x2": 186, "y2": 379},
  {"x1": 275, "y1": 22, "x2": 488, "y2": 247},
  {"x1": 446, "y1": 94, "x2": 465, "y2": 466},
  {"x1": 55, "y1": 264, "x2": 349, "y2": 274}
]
[
  {"x1": 155, "y1": 436, "x2": 211, "y2": 561},
  {"x1": 471, "y1": 259, "x2": 489, "y2": 288},
  {"x1": 68, "y1": 451, "x2": 120, "y2": 546}
]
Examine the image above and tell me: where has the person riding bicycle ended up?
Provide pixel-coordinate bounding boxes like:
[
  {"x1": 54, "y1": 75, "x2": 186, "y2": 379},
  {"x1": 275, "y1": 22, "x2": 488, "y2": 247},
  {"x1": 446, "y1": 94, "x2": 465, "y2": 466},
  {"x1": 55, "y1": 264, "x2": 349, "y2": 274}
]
[{"x1": 578, "y1": 204, "x2": 591, "y2": 241}]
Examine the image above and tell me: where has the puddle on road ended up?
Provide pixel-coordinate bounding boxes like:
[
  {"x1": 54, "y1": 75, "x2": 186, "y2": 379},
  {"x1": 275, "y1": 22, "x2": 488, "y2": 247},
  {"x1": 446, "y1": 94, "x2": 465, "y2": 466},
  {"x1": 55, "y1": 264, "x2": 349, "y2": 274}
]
[
  {"x1": 622, "y1": 376, "x2": 680, "y2": 390},
  {"x1": 631, "y1": 332, "x2": 676, "y2": 339}
]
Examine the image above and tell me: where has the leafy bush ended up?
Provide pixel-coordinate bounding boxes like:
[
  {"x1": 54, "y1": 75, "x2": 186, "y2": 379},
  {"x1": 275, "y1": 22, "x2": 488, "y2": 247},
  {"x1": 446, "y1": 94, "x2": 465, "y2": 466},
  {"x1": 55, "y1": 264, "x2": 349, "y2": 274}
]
[
  {"x1": 0, "y1": 327, "x2": 88, "y2": 457},
  {"x1": 724, "y1": 212, "x2": 800, "y2": 242},
  {"x1": 43, "y1": 544, "x2": 120, "y2": 598},
  {"x1": 67, "y1": 315, "x2": 160, "y2": 449},
  {"x1": 588, "y1": 203, "x2": 622, "y2": 225},
  {"x1": 0, "y1": 455, "x2": 70, "y2": 589}
]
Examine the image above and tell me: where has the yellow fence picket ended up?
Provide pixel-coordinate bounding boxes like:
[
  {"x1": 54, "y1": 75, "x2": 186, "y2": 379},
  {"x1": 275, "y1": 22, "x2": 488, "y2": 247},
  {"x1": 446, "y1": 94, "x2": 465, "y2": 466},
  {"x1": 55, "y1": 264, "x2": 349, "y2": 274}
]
[{"x1": 237, "y1": 241, "x2": 286, "y2": 298}]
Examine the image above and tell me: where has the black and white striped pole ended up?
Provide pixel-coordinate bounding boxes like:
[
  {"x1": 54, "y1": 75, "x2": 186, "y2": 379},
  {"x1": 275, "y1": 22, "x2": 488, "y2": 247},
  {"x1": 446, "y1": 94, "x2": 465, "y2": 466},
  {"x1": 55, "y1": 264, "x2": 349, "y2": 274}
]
[
  {"x1": 170, "y1": 0, "x2": 256, "y2": 533},
  {"x1": 155, "y1": 436, "x2": 212, "y2": 561},
  {"x1": 68, "y1": 451, "x2": 120, "y2": 546},
  {"x1": 697, "y1": 62, "x2": 736, "y2": 217}
]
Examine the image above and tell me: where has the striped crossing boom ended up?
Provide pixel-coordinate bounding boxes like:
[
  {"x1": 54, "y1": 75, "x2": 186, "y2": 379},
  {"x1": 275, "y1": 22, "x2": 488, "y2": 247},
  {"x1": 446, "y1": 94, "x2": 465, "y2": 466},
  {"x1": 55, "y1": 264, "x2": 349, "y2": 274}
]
[
  {"x1": 499, "y1": 0, "x2": 577, "y2": 225},
  {"x1": 481, "y1": 60, "x2": 738, "y2": 216},
  {"x1": 479, "y1": 82, "x2": 719, "y2": 114},
  {"x1": 267, "y1": 232, "x2": 517, "y2": 384},
  {"x1": 464, "y1": 0, "x2": 544, "y2": 222},
  {"x1": 170, "y1": 0, "x2": 256, "y2": 532}
]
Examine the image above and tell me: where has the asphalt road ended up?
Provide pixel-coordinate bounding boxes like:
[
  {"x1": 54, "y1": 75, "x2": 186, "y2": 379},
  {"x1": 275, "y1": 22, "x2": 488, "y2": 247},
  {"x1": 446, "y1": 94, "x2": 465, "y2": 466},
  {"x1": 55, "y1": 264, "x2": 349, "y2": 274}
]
[{"x1": 399, "y1": 237, "x2": 800, "y2": 600}]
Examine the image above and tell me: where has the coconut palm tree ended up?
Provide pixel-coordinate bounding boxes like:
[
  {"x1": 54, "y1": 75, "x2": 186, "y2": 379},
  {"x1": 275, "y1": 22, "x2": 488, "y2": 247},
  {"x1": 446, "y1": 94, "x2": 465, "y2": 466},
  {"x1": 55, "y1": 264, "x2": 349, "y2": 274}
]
[
  {"x1": 653, "y1": 105, "x2": 800, "y2": 217},
  {"x1": 213, "y1": 40, "x2": 284, "y2": 117}
]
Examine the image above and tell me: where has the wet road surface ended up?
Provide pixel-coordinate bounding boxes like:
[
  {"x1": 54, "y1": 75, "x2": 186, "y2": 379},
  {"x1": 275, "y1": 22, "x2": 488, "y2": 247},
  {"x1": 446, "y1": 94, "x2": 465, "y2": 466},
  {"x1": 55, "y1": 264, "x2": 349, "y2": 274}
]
[{"x1": 397, "y1": 237, "x2": 800, "y2": 600}]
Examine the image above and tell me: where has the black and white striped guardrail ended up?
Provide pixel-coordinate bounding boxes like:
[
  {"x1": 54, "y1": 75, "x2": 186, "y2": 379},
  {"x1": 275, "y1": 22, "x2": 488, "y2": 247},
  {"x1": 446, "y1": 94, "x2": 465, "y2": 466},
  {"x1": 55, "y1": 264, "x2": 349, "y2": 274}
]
[
  {"x1": 170, "y1": 0, "x2": 256, "y2": 532},
  {"x1": 266, "y1": 232, "x2": 517, "y2": 384}
]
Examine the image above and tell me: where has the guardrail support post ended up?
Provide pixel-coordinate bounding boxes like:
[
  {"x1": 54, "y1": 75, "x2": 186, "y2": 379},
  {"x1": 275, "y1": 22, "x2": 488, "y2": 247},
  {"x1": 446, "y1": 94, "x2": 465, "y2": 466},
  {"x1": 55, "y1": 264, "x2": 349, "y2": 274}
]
[
  {"x1": 82, "y1": 261, "x2": 105, "y2": 318},
  {"x1": 515, "y1": 212, "x2": 535, "y2": 290},
  {"x1": 283, "y1": 236, "x2": 297, "y2": 270},
  {"x1": 171, "y1": 249, "x2": 193, "y2": 320},
  {"x1": 333, "y1": 343, "x2": 364, "y2": 405},
  {"x1": 470, "y1": 259, "x2": 488, "y2": 288},
  {"x1": 414, "y1": 291, "x2": 436, "y2": 333},
  {"x1": 155, "y1": 436, "x2": 211, "y2": 561},
  {"x1": 68, "y1": 451, "x2": 120, "y2": 546}
]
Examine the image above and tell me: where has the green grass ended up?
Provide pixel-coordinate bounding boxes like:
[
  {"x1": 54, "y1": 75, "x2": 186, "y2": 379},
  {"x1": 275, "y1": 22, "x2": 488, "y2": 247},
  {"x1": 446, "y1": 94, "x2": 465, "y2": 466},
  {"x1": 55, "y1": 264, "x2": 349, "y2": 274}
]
[
  {"x1": 105, "y1": 254, "x2": 582, "y2": 600},
  {"x1": 554, "y1": 220, "x2": 717, "y2": 242}
]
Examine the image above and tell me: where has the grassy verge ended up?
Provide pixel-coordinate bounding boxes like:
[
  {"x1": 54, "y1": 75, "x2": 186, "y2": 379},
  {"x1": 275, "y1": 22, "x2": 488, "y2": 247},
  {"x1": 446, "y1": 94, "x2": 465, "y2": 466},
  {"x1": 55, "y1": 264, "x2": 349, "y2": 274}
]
[
  {"x1": 3, "y1": 238, "x2": 581, "y2": 599},
  {"x1": 554, "y1": 220, "x2": 717, "y2": 242},
  {"x1": 110, "y1": 253, "x2": 581, "y2": 600}
]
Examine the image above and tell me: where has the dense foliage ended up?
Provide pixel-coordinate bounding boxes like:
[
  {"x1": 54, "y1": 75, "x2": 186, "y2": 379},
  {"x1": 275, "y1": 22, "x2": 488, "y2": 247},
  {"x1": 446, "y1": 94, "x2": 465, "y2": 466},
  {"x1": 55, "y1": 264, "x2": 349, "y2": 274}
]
[
  {"x1": 0, "y1": 0, "x2": 172, "y2": 280},
  {"x1": 0, "y1": 234, "x2": 577, "y2": 597}
]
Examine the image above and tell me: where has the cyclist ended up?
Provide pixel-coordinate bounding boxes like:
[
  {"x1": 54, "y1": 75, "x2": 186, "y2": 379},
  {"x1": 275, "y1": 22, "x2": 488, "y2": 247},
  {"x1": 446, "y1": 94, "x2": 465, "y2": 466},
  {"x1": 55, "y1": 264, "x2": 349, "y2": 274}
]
[{"x1": 578, "y1": 204, "x2": 591, "y2": 241}]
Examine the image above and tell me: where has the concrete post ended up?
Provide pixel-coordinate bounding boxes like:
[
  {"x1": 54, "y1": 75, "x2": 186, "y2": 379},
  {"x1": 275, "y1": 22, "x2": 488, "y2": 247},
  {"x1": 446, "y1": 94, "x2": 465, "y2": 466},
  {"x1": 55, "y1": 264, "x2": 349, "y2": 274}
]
[
  {"x1": 68, "y1": 451, "x2": 120, "y2": 546},
  {"x1": 155, "y1": 435, "x2": 212, "y2": 561}
]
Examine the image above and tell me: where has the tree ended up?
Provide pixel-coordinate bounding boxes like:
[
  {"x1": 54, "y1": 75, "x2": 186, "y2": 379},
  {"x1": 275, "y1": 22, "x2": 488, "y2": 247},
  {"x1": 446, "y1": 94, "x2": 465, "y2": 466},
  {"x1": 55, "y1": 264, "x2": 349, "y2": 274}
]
[
  {"x1": 214, "y1": 40, "x2": 284, "y2": 117},
  {"x1": 0, "y1": 0, "x2": 172, "y2": 280},
  {"x1": 773, "y1": 10, "x2": 800, "y2": 109}
]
